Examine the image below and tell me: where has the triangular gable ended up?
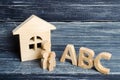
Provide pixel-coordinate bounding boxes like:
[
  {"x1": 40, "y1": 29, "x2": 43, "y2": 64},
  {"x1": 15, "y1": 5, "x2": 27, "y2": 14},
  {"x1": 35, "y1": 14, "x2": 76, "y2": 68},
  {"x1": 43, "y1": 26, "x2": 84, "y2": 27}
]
[{"x1": 13, "y1": 15, "x2": 56, "y2": 35}]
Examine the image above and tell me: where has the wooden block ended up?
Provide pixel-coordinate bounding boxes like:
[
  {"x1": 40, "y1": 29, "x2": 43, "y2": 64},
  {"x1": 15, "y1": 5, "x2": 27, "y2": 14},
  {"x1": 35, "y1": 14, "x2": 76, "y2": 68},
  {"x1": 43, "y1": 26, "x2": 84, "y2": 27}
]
[
  {"x1": 40, "y1": 50, "x2": 50, "y2": 69},
  {"x1": 78, "y1": 47, "x2": 95, "y2": 69},
  {"x1": 94, "y1": 52, "x2": 112, "y2": 74},
  {"x1": 12, "y1": 15, "x2": 56, "y2": 61},
  {"x1": 60, "y1": 44, "x2": 77, "y2": 66},
  {"x1": 50, "y1": 51, "x2": 56, "y2": 67},
  {"x1": 48, "y1": 51, "x2": 56, "y2": 71}
]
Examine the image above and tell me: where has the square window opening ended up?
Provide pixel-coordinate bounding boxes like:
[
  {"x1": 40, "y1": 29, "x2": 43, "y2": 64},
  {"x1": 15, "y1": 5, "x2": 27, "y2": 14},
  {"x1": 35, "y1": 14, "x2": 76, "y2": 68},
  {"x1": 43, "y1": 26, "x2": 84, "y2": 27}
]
[
  {"x1": 37, "y1": 43, "x2": 41, "y2": 48},
  {"x1": 29, "y1": 44, "x2": 34, "y2": 49}
]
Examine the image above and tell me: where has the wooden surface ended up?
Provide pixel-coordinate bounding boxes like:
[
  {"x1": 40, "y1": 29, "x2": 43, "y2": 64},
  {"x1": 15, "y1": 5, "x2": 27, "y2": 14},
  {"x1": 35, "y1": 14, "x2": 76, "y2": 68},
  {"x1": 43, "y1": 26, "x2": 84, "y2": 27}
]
[
  {"x1": 1, "y1": 0, "x2": 120, "y2": 22},
  {"x1": 0, "y1": 0, "x2": 120, "y2": 79},
  {"x1": 0, "y1": 22, "x2": 120, "y2": 79}
]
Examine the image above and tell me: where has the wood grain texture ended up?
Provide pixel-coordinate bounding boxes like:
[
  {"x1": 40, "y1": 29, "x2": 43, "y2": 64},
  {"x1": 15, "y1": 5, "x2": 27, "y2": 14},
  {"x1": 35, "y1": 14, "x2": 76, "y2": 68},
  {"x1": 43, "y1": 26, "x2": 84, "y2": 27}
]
[
  {"x1": 1, "y1": 0, "x2": 120, "y2": 22},
  {"x1": 0, "y1": 22, "x2": 120, "y2": 79}
]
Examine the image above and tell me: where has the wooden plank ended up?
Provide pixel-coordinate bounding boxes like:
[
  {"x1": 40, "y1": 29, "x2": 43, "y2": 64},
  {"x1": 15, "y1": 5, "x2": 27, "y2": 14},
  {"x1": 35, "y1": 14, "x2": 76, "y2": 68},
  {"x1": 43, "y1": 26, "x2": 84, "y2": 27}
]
[
  {"x1": 0, "y1": 22, "x2": 120, "y2": 79},
  {"x1": 1, "y1": 0, "x2": 120, "y2": 22}
]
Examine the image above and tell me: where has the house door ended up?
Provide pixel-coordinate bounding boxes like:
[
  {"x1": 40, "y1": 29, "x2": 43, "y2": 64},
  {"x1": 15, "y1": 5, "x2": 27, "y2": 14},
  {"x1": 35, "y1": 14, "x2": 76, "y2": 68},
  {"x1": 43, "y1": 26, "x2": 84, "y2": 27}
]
[{"x1": 29, "y1": 36, "x2": 42, "y2": 53}]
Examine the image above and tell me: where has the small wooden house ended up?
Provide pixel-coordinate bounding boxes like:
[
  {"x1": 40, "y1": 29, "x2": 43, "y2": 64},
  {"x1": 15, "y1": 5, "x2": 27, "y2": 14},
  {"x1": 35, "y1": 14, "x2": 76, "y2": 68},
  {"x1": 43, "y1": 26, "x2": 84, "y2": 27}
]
[{"x1": 12, "y1": 15, "x2": 56, "y2": 61}]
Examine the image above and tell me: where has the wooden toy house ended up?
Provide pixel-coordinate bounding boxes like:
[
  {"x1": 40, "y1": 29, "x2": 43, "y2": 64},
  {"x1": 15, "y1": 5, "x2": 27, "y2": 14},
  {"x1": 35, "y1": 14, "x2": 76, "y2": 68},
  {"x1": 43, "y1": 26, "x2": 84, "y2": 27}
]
[{"x1": 12, "y1": 15, "x2": 56, "y2": 61}]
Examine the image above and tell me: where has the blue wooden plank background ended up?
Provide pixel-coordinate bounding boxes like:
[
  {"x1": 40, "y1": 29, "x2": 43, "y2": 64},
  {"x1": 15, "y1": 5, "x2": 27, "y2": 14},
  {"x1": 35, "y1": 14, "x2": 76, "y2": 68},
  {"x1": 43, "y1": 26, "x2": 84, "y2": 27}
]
[
  {"x1": 0, "y1": 0, "x2": 120, "y2": 22},
  {"x1": 0, "y1": 22, "x2": 120, "y2": 79},
  {"x1": 0, "y1": 0, "x2": 120, "y2": 79}
]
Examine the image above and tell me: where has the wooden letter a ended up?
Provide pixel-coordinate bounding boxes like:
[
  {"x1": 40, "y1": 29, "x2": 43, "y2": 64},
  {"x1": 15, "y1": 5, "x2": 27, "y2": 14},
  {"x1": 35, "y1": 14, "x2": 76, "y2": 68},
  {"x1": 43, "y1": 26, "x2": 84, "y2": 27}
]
[{"x1": 60, "y1": 44, "x2": 77, "y2": 66}]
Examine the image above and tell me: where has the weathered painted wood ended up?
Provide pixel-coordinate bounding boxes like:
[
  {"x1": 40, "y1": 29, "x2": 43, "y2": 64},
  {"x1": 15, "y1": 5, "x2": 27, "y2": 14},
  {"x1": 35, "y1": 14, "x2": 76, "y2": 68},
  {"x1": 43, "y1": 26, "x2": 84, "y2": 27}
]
[
  {"x1": 0, "y1": 22, "x2": 120, "y2": 79},
  {"x1": 1, "y1": 0, "x2": 120, "y2": 22}
]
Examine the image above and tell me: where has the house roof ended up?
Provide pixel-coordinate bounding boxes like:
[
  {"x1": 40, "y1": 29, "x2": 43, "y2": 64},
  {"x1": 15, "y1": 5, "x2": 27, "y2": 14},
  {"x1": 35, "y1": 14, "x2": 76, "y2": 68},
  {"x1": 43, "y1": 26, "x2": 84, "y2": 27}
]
[{"x1": 13, "y1": 15, "x2": 56, "y2": 35}]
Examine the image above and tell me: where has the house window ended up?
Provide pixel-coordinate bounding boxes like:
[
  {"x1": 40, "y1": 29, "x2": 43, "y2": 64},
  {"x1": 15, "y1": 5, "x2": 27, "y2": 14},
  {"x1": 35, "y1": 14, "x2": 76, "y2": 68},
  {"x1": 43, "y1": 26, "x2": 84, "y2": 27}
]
[
  {"x1": 29, "y1": 44, "x2": 34, "y2": 49},
  {"x1": 37, "y1": 43, "x2": 42, "y2": 48},
  {"x1": 29, "y1": 36, "x2": 42, "y2": 51}
]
